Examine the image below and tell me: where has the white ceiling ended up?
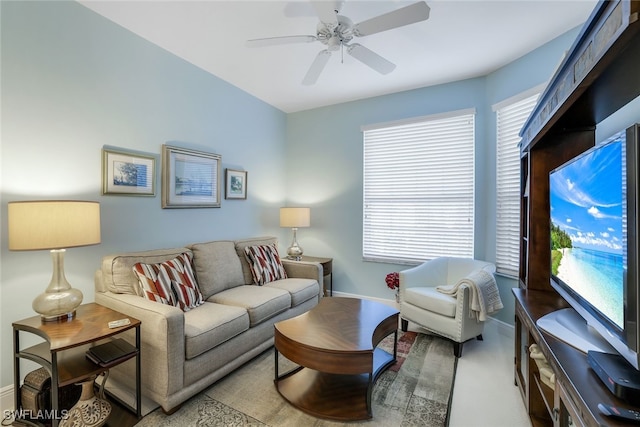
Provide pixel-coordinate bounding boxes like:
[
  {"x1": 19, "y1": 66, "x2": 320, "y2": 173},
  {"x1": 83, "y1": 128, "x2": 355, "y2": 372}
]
[{"x1": 78, "y1": 0, "x2": 597, "y2": 113}]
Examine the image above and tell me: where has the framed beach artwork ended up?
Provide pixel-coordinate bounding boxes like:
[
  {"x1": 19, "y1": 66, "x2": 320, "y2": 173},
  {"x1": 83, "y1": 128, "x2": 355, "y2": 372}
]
[
  {"x1": 225, "y1": 169, "x2": 247, "y2": 200},
  {"x1": 161, "y1": 145, "x2": 221, "y2": 208},
  {"x1": 102, "y1": 148, "x2": 156, "y2": 196}
]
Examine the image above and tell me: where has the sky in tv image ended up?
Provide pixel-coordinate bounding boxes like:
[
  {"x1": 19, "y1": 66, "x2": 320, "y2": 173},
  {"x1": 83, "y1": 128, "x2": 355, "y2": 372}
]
[
  {"x1": 550, "y1": 136, "x2": 624, "y2": 328},
  {"x1": 550, "y1": 138, "x2": 623, "y2": 255}
]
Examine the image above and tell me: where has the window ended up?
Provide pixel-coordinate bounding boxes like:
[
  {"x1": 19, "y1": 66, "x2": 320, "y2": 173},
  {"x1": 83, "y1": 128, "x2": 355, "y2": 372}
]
[
  {"x1": 495, "y1": 91, "x2": 540, "y2": 277},
  {"x1": 362, "y1": 109, "x2": 475, "y2": 264}
]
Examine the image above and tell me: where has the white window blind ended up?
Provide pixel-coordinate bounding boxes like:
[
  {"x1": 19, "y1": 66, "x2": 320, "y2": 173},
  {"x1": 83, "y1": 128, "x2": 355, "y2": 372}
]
[
  {"x1": 495, "y1": 92, "x2": 540, "y2": 277},
  {"x1": 363, "y1": 109, "x2": 475, "y2": 264}
]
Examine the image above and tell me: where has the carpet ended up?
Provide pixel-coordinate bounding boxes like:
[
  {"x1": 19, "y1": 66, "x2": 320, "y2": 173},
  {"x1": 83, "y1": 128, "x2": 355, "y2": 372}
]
[{"x1": 135, "y1": 331, "x2": 457, "y2": 427}]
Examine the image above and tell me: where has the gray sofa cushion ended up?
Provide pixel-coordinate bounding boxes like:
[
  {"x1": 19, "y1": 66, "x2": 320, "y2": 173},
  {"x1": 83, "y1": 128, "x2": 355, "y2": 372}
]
[
  {"x1": 265, "y1": 278, "x2": 319, "y2": 307},
  {"x1": 101, "y1": 247, "x2": 191, "y2": 295},
  {"x1": 208, "y1": 285, "x2": 290, "y2": 327},
  {"x1": 183, "y1": 302, "x2": 250, "y2": 360},
  {"x1": 189, "y1": 240, "x2": 245, "y2": 299},
  {"x1": 234, "y1": 236, "x2": 278, "y2": 285}
]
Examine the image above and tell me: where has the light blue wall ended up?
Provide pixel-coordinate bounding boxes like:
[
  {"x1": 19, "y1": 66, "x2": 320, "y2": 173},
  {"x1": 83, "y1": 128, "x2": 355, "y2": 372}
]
[
  {"x1": 285, "y1": 78, "x2": 486, "y2": 295},
  {"x1": 0, "y1": 1, "x2": 287, "y2": 388},
  {"x1": 0, "y1": 1, "x2": 601, "y2": 391},
  {"x1": 286, "y1": 27, "x2": 583, "y2": 324}
]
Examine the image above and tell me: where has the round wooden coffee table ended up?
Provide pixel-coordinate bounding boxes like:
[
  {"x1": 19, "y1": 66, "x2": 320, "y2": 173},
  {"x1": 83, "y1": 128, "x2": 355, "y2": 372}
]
[{"x1": 273, "y1": 297, "x2": 399, "y2": 421}]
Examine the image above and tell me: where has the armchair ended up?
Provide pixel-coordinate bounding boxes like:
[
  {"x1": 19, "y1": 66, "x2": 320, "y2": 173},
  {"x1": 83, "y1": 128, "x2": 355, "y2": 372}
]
[{"x1": 399, "y1": 257, "x2": 499, "y2": 357}]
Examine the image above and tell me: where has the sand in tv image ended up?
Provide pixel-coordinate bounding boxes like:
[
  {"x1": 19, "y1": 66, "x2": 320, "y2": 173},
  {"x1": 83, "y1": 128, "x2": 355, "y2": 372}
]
[{"x1": 550, "y1": 137, "x2": 624, "y2": 329}]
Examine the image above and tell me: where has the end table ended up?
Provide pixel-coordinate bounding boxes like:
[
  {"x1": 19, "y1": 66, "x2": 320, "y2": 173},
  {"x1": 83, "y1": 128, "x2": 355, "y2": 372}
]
[
  {"x1": 295, "y1": 255, "x2": 333, "y2": 296},
  {"x1": 12, "y1": 303, "x2": 141, "y2": 427}
]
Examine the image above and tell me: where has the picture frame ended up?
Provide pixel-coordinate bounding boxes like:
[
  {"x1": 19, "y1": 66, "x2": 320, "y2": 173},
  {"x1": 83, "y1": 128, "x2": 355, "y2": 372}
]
[
  {"x1": 162, "y1": 145, "x2": 221, "y2": 208},
  {"x1": 225, "y1": 169, "x2": 248, "y2": 200},
  {"x1": 102, "y1": 148, "x2": 156, "y2": 196}
]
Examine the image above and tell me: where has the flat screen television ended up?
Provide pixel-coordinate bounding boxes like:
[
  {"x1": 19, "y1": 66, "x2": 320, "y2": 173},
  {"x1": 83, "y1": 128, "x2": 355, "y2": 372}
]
[{"x1": 542, "y1": 123, "x2": 640, "y2": 370}]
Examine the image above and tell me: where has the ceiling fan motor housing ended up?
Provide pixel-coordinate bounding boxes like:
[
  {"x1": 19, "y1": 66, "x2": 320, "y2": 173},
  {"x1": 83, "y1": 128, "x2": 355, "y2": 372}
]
[{"x1": 317, "y1": 15, "x2": 354, "y2": 51}]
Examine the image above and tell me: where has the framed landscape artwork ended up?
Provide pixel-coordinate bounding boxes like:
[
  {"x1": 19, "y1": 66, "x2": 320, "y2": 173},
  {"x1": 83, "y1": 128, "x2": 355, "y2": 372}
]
[
  {"x1": 102, "y1": 148, "x2": 155, "y2": 196},
  {"x1": 162, "y1": 145, "x2": 221, "y2": 208},
  {"x1": 225, "y1": 169, "x2": 247, "y2": 200}
]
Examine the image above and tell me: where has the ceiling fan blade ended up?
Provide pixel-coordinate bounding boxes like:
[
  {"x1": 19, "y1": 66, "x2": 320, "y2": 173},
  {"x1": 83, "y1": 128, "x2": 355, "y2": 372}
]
[
  {"x1": 347, "y1": 43, "x2": 396, "y2": 75},
  {"x1": 246, "y1": 35, "x2": 317, "y2": 48},
  {"x1": 354, "y1": 1, "x2": 430, "y2": 37},
  {"x1": 302, "y1": 50, "x2": 332, "y2": 85},
  {"x1": 311, "y1": 1, "x2": 344, "y2": 26}
]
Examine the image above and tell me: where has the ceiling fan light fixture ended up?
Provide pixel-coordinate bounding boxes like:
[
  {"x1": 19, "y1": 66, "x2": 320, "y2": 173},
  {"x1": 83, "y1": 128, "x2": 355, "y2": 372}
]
[{"x1": 327, "y1": 36, "x2": 341, "y2": 51}]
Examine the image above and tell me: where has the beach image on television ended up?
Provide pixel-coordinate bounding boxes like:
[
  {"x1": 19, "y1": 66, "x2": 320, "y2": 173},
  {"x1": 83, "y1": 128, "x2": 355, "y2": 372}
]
[{"x1": 550, "y1": 137, "x2": 625, "y2": 329}]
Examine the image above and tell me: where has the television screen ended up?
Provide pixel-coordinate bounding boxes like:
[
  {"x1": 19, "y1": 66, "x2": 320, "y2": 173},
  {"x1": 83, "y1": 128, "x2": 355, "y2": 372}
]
[{"x1": 549, "y1": 132, "x2": 625, "y2": 332}]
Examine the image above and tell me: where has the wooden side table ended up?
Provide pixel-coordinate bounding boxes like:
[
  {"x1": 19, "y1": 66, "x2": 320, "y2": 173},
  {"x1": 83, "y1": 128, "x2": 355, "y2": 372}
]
[
  {"x1": 12, "y1": 303, "x2": 141, "y2": 427},
  {"x1": 297, "y1": 255, "x2": 333, "y2": 296}
]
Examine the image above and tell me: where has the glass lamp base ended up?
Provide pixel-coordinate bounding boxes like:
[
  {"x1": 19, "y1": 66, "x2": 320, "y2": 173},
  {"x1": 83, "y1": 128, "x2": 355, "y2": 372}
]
[
  {"x1": 287, "y1": 245, "x2": 303, "y2": 261},
  {"x1": 41, "y1": 311, "x2": 77, "y2": 322},
  {"x1": 33, "y1": 288, "x2": 83, "y2": 322},
  {"x1": 33, "y1": 249, "x2": 83, "y2": 322}
]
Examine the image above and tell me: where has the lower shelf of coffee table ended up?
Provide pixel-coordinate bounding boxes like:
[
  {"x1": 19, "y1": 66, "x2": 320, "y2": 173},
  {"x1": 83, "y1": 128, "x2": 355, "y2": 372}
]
[{"x1": 275, "y1": 348, "x2": 394, "y2": 421}]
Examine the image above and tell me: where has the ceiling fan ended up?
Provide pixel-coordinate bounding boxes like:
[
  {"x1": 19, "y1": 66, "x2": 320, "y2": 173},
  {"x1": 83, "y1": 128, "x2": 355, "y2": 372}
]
[{"x1": 246, "y1": 1, "x2": 430, "y2": 85}]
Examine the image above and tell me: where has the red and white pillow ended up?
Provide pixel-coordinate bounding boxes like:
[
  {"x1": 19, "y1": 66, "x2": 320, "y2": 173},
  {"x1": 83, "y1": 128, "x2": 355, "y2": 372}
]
[
  {"x1": 133, "y1": 252, "x2": 204, "y2": 311},
  {"x1": 244, "y1": 244, "x2": 287, "y2": 285},
  {"x1": 132, "y1": 262, "x2": 177, "y2": 306}
]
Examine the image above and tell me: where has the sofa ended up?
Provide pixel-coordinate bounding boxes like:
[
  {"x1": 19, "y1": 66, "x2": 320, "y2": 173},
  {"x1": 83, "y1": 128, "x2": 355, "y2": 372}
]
[{"x1": 94, "y1": 236, "x2": 322, "y2": 413}]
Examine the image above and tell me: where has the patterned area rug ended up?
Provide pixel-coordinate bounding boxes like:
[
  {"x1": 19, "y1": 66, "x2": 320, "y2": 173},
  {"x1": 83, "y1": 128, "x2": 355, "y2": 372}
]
[{"x1": 135, "y1": 331, "x2": 457, "y2": 427}]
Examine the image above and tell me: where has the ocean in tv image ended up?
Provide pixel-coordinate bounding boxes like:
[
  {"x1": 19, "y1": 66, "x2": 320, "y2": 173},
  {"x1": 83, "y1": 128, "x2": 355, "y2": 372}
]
[{"x1": 550, "y1": 136, "x2": 625, "y2": 329}]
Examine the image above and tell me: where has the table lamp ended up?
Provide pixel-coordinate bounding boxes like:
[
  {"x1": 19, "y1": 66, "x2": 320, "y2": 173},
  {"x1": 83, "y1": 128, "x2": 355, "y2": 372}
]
[
  {"x1": 8, "y1": 200, "x2": 101, "y2": 321},
  {"x1": 280, "y1": 207, "x2": 310, "y2": 260}
]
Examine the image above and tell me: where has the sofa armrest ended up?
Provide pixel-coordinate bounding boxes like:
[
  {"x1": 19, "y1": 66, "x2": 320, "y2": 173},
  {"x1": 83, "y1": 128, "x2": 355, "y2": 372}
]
[
  {"x1": 282, "y1": 260, "x2": 323, "y2": 285},
  {"x1": 94, "y1": 291, "x2": 185, "y2": 399}
]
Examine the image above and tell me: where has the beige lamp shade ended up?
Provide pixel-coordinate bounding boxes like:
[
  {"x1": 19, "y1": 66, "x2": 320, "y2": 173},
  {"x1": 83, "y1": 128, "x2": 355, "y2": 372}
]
[
  {"x1": 8, "y1": 200, "x2": 101, "y2": 251},
  {"x1": 279, "y1": 207, "x2": 311, "y2": 228}
]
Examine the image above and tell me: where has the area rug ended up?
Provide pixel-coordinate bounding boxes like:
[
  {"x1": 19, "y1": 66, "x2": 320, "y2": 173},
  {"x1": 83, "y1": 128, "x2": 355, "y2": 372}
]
[{"x1": 135, "y1": 331, "x2": 457, "y2": 427}]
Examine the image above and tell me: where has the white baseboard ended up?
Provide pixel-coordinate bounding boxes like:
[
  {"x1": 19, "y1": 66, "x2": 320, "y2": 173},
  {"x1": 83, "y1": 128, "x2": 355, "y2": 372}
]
[
  {"x1": 1, "y1": 383, "x2": 14, "y2": 414},
  {"x1": 329, "y1": 291, "x2": 514, "y2": 335},
  {"x1": 330, "y1": 290, "x2": 400, "y2": 309}
]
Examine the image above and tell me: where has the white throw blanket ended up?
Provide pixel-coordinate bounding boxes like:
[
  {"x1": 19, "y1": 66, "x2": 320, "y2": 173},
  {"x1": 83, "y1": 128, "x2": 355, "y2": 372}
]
[{"x1": 436, "y1": 269, "x2": 503, "y2": 321}]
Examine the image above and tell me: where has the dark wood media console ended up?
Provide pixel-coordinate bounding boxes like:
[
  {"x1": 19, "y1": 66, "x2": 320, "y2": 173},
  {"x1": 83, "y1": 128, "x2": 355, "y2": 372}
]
[
  {"x1": 516, "y1": 1, "x2": 640, "y2": 426},
  {"x1": 513, "y1": 289, "x2": 638, "y2": 426}
]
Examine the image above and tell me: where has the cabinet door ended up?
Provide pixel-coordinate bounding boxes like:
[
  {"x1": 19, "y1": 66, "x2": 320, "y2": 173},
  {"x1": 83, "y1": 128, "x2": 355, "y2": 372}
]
[
  {"x1": 514, "y1": 312, "x2": 528, "y2": 394},
  {"x1": 555, "y1": 380, "x2": 586, "y2": 427}
]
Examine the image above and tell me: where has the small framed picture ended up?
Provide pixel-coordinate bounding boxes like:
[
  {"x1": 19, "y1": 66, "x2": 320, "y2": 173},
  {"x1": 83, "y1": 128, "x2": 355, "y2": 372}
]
[
  {"x1": 102, "y1": 148, "x2": 156, "y2": 196},
  {"x1": 225, "y1": 169, "x2": 248, "y2": 200},
  {"x1": 162, "y1": 145, "x2": 221, "y2": 208}
]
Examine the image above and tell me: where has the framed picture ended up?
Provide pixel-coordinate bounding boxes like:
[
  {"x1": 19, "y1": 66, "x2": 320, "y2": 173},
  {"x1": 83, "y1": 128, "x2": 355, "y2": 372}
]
[
  {"x1": 162, "y1": 145, "x2": 221, "y2": 208},
  {"x1": 102, "y1": 148, "x2": 156, "y2": 196},
  {"x1": 225, "y1": 169, "x2": 247, "y2": 200}
]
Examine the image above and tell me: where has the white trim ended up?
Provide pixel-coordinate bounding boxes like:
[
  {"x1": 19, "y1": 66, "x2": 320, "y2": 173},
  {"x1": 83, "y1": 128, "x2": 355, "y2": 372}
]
[
  {"x1": 1, "y1": 383, "x2": 14, "y2": 414},
  {"x1": 492, "y1": 83, "x2": 546, "y2": 112},
  {"x1": 361, "y1": 107, "x2": 476, "y2": 132},
  {"x1": 330, "y1": 291, "x2": 512, "y2": 331},
  {"x1": 331, "y1": 290, "x2": 399, "y2": 310}
]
